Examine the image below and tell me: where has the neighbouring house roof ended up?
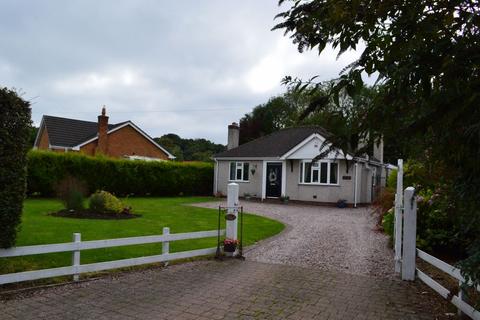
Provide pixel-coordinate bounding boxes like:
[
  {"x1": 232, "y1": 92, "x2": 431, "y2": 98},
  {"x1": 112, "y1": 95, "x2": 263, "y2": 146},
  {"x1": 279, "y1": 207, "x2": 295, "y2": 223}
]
[
  {"x1": 214, "y1": 126, "x2": 334, "y2": 159},
  {"x1": 36, "y1": 115, "x2": 175, "y2": 159},
  {"x1": 41, "y1": 115, "x2": 127, "y2": 148}
]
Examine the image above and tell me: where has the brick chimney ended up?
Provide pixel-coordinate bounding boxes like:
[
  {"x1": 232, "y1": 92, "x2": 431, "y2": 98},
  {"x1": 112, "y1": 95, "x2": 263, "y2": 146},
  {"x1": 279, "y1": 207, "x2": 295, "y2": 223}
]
[
  {"x1": 96, "y1": 106, "x2": 109, "y2": 154},
  {"x1": 227, "y1": 122, "x2": 239, "y2": 150}
]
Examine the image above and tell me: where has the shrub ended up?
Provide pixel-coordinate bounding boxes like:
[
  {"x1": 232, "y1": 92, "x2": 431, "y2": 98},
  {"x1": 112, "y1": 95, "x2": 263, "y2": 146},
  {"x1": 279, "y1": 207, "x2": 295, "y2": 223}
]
[
  {"x1": 55, "y1": 176, "x2": 87, "y2": 211},
  {"x1": 0, "y1": 88, "x2": 32, "y2": 248},
  {"x1": 26, "y1": 150, "x2": 214, "y2": 197},
  {"x1": 89, "y1": 191, "x2": 124, "y2": 214},
  {"x1": 372, "y1": 187, "x2": 395, "y2": 228},
  {"x1": 382, "y1": 208, "x2": 394, "y2": 239}
]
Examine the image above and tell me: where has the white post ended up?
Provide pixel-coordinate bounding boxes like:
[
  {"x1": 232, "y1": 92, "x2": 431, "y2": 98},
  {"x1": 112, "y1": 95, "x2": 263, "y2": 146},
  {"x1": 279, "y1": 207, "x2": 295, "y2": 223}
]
[
  {"x1": 353, "y1": 162, "x2": 359, "y2": 207},
  {"x1": 402, "y1": 187, "x2": 416, "y2": 281},
  {"x1": 394, "y1": 159, "x2": 404, "y2": 273},
  {"x1": 458, "y1": 281, "x2": 464, "y2": 317},
  {"x1": 162, "y1": 227, "x2": 170, "y2": 255},
  {"x1": 226, "y1": 183, "x2": 239, "y2": 256},
  {"x1": 72, "y1": 233, "x2": 81, "y2": 281},
  {"x1": 162, "y1": 227, "x2": 170, "y2": 266}
]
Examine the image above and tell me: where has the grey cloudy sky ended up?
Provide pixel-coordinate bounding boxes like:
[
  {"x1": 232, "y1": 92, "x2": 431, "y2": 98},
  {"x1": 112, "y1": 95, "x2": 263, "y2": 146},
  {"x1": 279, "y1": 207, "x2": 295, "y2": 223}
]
[{"x1": 1, "y1": 0, "x2": 360, "y2": 144}]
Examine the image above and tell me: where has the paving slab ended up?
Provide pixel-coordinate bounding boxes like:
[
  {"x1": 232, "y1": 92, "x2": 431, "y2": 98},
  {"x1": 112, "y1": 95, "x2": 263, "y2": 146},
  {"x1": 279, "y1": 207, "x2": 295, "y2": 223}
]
[{"x1": 0, "y1": 260, "x2": 447, "y2": 320}]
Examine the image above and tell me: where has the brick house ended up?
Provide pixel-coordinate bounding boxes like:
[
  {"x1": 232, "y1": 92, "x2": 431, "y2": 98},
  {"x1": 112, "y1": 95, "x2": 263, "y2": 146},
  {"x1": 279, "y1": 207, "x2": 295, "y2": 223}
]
[{"x1": 34, "y1": 107, "x2": 175, "y2": 160}]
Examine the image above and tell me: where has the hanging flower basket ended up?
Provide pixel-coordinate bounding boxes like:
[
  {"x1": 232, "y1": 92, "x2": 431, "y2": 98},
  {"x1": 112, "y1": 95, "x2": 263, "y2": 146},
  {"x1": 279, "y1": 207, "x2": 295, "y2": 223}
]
[{"x1": 223, "y1": 238, "x2": 239, "y2": 253}]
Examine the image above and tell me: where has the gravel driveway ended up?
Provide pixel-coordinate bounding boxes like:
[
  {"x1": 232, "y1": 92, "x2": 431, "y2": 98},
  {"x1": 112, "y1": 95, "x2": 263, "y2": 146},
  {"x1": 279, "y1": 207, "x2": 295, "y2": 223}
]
[{"x1": 195, "y1": 201, "x2": 395, "y2": 279}]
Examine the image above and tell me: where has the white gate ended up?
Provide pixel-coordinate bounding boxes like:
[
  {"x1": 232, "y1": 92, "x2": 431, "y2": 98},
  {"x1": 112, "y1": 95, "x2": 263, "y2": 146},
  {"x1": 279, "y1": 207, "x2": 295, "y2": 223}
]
[{"x1": 394, "y1": 160, "x2": 479, "y2": 319}]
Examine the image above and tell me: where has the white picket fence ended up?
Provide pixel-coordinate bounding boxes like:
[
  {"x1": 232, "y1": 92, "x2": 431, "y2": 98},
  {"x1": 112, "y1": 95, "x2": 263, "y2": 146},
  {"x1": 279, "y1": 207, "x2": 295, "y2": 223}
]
[
  {"x1": 394, "y1": 159, "x2": 480, "y2": 320},
  {"x1": 0, "y1": 227, "x2": 225, "y2": 285}
]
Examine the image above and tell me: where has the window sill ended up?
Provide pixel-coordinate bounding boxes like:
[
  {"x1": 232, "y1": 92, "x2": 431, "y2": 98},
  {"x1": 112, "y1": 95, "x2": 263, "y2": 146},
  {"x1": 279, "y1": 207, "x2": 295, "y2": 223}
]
[
  {"x1": 298, "y1": 183, "x2": 340, "y2": 187},
  {"x1": 229, "y1": 180, "x2": 250, "y2": 183}
]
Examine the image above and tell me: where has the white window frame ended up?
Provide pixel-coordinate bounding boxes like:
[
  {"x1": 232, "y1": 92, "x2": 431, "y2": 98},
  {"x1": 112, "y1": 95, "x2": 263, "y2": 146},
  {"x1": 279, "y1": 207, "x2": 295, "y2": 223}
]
[
  {"x1": 299, "y1": 160, "x2": 339, "y2": 186},
  {"x1": 229, "y1": 161, "x2": 249, "y2": 182}
]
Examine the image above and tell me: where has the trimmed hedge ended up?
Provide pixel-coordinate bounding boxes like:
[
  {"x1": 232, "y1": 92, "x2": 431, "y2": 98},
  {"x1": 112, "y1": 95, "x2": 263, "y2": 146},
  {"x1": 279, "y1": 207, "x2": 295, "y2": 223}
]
[
  {"x1": 27, "y1": 151, "x2": 214, "y2": 197},
  {"x1": 0, "y1": 88, "x2": 32, "y2": 248}
]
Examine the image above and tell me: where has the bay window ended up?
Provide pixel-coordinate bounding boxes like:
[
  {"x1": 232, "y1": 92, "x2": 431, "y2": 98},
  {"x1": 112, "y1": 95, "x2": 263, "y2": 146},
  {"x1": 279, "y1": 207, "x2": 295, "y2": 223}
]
[
  {"x1": 229, "y1": 162, "x2": 249, "y2": 182},
  {"x1": 300, "y1": 160, "x2": 339, "y2": 185}
]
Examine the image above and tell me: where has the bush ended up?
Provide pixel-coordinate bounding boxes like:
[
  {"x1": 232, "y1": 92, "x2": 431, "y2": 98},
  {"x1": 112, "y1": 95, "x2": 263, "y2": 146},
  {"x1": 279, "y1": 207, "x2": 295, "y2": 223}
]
[
  {"x1": 27, "y1": 151, "x2": 214, "y2": 197},
  {"x1": 372, "y1": 187, "x2": 395, "y2": 228},
  {"x1": 55, "y1": 176, "x2": 87, "y2": 211},
  {"x1": 89, "y1": 191, "x2": 124, "y2": 214},
  {"x1": 0, "y1": 88, "x2": 32, "y2": 248},
  {"x1": 382, "y1": 208, "x2": 394, "y2": 239}
]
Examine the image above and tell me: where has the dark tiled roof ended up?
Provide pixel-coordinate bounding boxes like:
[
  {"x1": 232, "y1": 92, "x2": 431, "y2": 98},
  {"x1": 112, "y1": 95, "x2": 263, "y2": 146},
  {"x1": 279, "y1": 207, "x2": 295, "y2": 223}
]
[
  {"x1": 42, "y1": 115, "x2": 126, "y2": 147},
  {"x1": 214, "y1": 126, "x2": 332, "y2": 158}
]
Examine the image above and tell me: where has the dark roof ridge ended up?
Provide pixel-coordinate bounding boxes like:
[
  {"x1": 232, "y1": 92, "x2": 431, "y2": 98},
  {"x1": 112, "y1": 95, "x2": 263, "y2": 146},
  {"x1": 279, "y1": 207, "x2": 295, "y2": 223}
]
[
  {"x1": 44, "y1": 114, "x2": 96, "y2": 124},
  {"x1": 231, "y1": 125, "x2": 330, "y2": 150},
  {"x1": 43, "y1": 114, "x2": 128, "y2": 127},
  {"x1": 214, "y1": 125, "x2": 333, "y2": 158}
]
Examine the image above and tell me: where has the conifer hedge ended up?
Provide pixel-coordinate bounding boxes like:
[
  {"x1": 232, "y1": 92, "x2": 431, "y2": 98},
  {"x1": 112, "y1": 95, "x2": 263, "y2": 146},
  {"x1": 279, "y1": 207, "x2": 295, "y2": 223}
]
[
  {"x1": 27, "y1": 151, "x2": 214, "y2": 197},
  {"x1": 0, "y1": 88, "x2": 32, "y2": 248}
]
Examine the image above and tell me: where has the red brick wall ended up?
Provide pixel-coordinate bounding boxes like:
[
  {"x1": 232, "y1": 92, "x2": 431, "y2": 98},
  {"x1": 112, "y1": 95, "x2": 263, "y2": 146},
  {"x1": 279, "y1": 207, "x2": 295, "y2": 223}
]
[
  {"x1": 80, "y1": 125, "x2": 169, "y2": 160},
  {"x1": 37, "y1": 127, "x2": 50, "y2": 150}
]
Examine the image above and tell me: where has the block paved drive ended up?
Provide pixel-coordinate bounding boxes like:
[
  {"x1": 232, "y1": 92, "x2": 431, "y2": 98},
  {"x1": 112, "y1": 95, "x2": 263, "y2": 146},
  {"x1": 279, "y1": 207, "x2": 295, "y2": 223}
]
[
  {"x1": 1, "y1": 202, "x2": 452, "y2": 319},
  {"x1": 1, "y1": 259, "x2": 446, "y2": 320}
]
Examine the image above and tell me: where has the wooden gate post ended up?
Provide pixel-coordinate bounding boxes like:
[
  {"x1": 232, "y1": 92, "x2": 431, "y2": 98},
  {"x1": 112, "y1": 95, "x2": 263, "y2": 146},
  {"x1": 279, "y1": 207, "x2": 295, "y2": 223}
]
[
  {"x1": 402, "y1": 187, "x2": 417, "y2": 281},
  {"x1": 226, "y1": 183, "x2": 239, "y2": 256},
  {"x1": 394, "y1": 159, "x2": 404, "y2": 273}
]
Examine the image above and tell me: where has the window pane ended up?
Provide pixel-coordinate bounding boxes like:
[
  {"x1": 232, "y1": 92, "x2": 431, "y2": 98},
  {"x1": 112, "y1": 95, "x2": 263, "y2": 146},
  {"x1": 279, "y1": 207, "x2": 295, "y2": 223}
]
[
  {"x1": 243, "y1": 163, "x2": 249, "y2": 181},
  {"x1": 304, "y1": 163, "x2": 312, "y2": 183},
  {"x1": 230, "y1": 162, "x2": 235, "y2": 180},
  {"x1": 330, "y1": 163, "x2": 338, "y2": 184},
  {"x1": 320, "y1": 163, "x2": 328, "y2": 183},
  {"x1": 236, "y1": 167, "x2": 242, "y2": 180},
  {"x1": 312, "y1": 169, "x2": 319, "y2": 183}
]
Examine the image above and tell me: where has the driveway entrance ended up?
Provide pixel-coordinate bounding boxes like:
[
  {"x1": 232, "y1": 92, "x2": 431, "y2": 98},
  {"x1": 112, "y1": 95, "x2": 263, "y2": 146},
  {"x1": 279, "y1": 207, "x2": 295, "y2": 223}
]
[
  {"x1": 199, "y1": 201, "x2": 395, "y2": 278},
  {"x1": 1, "y1": 202, "x2": 452, "y2": 319}
]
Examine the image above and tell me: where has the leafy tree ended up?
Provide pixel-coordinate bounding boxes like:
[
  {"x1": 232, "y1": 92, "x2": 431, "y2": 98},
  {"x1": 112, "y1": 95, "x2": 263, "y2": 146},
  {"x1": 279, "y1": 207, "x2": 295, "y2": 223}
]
[
  {"x1": 239, "y1": 95, "x2": 298, "y2": 144},
  {"x1": 29, "y1": 126, "x2": 38, "y2": 148},
  {"x1": 154, "y1": 134, "x2": 225, "y2": 162},
  {"x1": 0, "y1": 88, "x2": 32, "y2": 248},
  {"x1": 155, "y1": 134, "x2": 185, "y2": 161},
  {"x1": 274, "y1": 0, "x2": 480, "y2": 287}
]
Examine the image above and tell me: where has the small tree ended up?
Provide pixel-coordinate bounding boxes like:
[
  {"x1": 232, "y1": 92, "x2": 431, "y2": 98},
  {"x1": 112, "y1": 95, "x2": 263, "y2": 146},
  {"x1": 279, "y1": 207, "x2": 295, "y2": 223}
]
[{"x1": 0, "y1": 88, "x2": 32, "y2": 248}]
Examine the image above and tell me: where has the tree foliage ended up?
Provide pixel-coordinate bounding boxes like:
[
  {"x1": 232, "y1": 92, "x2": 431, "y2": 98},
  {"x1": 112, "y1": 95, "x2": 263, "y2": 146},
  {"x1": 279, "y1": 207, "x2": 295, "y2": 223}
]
[
  {"x1": 239, "y1": 93, "x2": 300, "y2": 144},
  {"x1": 154, "y1": 134, "x2": 225, "y2": 162},
  {"x1": 0, "y1": 88, "x2": 32, "y2": 248},
  {"x1": 274, "y1": 0, "x2": 480, "y2": 287}
]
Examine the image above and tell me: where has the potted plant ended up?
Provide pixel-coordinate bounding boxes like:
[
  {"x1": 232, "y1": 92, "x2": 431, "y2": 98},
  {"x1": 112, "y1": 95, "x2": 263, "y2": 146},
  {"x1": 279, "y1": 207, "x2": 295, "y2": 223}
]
[
  {"x1": 337, "y1": 199, "x2": 347, "y2": 208},
  {"x1": 280, "y1": 194, "x2": 289, "y2": 204},
  {"x1": 223, "y1": 238, "x2": 239, "y2": 253}
]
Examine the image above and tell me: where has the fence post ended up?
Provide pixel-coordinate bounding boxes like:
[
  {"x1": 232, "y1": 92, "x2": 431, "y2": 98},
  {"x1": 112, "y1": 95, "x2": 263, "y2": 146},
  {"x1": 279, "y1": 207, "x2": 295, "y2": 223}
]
[
  {"x1": 226, "y1": 183, "x2": 239, "y2": 256},
  {"x1": 394, "y1": 159, "x2": 404, "y2": 273},
  {"x1": 162, "y1": 227, "x2": 170, "y2": 255},
  {"x1": 402, "y1": 187, "x2": 416, "y2": 281},
  {"x1": 72, "y1": 233, "x2": 81, "y2": 281}
]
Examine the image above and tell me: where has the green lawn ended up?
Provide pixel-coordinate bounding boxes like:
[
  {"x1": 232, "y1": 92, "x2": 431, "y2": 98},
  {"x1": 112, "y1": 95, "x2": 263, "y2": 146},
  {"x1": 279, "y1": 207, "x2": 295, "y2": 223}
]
[{"x1": 0, "y1": 197, "x2": 284, "y2": 275}]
